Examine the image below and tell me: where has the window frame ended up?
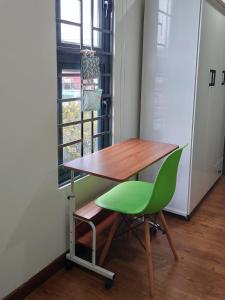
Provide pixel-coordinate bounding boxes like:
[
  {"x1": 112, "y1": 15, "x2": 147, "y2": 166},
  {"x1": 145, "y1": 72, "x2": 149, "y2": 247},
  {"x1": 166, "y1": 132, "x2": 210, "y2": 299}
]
[{"x1": 55, "y1": 0, "x2": 113, "y2": 186}]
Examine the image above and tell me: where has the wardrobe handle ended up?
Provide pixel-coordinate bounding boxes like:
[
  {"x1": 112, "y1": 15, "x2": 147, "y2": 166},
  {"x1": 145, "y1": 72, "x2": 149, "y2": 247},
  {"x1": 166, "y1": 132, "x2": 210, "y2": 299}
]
[
  {"x1": 209, "y1": 69, "x2": 216, "y2": 86},
  {"x1": 222, "y1": 71, "x2": 225, "y2": 85}
]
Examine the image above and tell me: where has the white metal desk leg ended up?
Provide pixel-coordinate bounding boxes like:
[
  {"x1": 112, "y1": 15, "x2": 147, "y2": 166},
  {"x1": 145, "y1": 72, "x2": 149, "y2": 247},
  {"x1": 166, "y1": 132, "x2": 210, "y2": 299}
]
[
  {"x1": 69, "y1": 170, "x2": 76, "y2": 257},
  {"x1": 66, "y1": 170, "x2": 115, "y2": 282},
  {"x1": 89, "y1": 221, "x2": 96, "y2": 265}
]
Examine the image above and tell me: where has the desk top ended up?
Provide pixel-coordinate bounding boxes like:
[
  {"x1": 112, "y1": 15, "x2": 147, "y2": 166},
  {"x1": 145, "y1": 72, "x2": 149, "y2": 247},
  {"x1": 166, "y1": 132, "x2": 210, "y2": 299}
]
[{"x1": 64, "y1": 138, "x2": 178, "y2": 182}]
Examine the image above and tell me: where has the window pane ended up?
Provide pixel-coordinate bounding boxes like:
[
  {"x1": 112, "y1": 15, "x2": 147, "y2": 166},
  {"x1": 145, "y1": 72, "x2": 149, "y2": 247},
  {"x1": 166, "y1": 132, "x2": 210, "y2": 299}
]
[
  {"x1": 93, "y1": 0, "x2": 101, "y2": 28},
  {"x1": 58, "y1": 165, "x2": 70, "y2": 184},
  {"x1": 82, "y1": 0, "x2": 91, "y2": 46},
  {"x1": 83, "y1": 139, "x2": 92, "y2": 155},
  {"x1": 61, "y1": 23, "x2": 80, "y2": 44},
  {"x1": 63, "y1": 143, "x2": 81, "y2": 163},
  {"x1": 63, "y1": 124, "x2": 81, "y2": 143},
  {"x1": 83, "y1": 122, "x2": 92, "y2": 155},
  {"x1": 83, "y1": 111, "x2": 91, "y2": 120},
  {"x1": 83, "y1": 122, "x2": 91, "y2": 139},
  {"x1": 93, "y1": 137, "x2": 100, "y2": 152},
  {"x1": 93, "y1": 119, "x2": 100, "y2": 135},
  {"x1": 61, "y1": 0, "x2": 81, "y2": 23},
  {"x1": 93, "y1": 30, "x2": 101, "y2": 48},
  {"x1": 62, "y1": 101, "x2": 81, "y2": 123},
  {"x1": 93, "y1": 110, "x2": 99, "y2": 118},
  {"x1": 61, "y1": 70, "x2": 81, "y2": 99}
]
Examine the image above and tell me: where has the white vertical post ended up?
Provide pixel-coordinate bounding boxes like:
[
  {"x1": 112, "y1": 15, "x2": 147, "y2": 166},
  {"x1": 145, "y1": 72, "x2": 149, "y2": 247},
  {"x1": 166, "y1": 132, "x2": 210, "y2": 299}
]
[
  {"x1": 69, "y1": 170, "x2": 76, "y2": 257},
  {"x1": 89, "y1": 221, "x2": 96, "y2": 265}
]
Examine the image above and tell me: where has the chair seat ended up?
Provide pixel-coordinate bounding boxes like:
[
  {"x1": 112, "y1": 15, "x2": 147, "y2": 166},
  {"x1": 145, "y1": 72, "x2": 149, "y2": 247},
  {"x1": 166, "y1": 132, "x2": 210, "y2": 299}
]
[{"x1": 95, "y1": 181, "x2": 154, "y2": 215}]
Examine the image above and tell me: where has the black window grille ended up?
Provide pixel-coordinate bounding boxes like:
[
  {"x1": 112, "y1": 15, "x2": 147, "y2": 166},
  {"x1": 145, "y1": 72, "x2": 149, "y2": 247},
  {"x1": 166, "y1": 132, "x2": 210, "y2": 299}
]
[{"x1": 55, "y1": 0, "x2": 113, "y2": 185}]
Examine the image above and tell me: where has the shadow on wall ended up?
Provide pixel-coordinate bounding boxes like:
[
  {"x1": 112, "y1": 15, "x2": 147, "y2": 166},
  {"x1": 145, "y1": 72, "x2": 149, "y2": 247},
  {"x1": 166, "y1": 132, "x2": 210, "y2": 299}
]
[{"x1": 113, "y1": 0, "x2": 145, "y2": 142}]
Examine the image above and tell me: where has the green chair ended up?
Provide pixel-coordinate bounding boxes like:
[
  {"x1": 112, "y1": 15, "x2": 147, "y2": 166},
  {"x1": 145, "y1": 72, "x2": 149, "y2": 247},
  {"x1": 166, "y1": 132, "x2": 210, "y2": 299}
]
[{"x1": 96, "y1": 145, "x2": 186, "y2": 296}]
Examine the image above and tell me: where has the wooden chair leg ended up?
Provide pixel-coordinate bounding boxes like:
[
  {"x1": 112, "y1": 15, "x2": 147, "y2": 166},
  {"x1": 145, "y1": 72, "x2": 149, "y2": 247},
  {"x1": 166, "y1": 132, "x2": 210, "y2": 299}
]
[
  {"x1": 158, "y1": 211, "x2": 179, "y2": 260},
  {"x1": 144, "y1": 217, "x2": 154, "y2": 297},
  {"x1": 98, "y1": 215, "x2": 121, "y2": 266}
]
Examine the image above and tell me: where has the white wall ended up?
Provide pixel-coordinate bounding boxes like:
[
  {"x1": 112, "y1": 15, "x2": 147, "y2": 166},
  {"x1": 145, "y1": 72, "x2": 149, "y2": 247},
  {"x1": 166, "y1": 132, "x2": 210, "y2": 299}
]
[
  {"x1": 0, "y1": 0, "x2": 144, "y2": 298},
  {"x1": 0, "y1": 1, "x2": 63, "y2": 298}
]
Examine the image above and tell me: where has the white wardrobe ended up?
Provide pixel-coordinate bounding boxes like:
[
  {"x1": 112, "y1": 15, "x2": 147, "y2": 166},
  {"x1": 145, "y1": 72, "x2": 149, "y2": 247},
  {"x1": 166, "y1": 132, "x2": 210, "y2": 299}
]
[{"x1": 140, "y1": 0, "x2": 225, "y2": 217}]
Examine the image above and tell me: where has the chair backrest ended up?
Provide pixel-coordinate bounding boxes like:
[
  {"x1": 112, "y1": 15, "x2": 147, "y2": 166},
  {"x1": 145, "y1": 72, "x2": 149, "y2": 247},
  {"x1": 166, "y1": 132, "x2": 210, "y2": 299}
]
[{"x1": 143, "y1": 145, "x2": 187, "y2": 214}]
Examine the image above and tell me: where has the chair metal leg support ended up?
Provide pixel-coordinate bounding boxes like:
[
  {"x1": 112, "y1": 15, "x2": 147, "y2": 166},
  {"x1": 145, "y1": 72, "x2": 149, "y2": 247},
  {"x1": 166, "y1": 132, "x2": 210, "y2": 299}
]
[
  {"x1": 114, "y1": 217, "x2": 144, "y2": 239},
  {"x1": 123, "y1": 216, "x2": 146, "y2": 250},
  {"x1": 148, "y1": 220, "x2": 166, "y2": 234}
]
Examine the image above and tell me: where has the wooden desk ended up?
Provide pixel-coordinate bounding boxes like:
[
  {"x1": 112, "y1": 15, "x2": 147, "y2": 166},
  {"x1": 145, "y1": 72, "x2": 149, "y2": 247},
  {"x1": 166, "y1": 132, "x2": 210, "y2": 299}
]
[
  {"x1": 64, "y1": 138, "x2": 178, "y2": 283},
  {"x1": 64, "y1": 138, "x2": 178, "y2": 181}
]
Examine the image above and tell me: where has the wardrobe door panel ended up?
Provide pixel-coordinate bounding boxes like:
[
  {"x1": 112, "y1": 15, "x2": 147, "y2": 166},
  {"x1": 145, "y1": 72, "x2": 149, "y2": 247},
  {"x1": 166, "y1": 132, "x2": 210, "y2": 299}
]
[
  {"x1": 215, "y1": 8, "x2": 225, "y2": 177},
  {"x1": 140, "y1": 0, "x2": 201, "y2": 217},
  {"x1": 190, "y1": 0, "x2": 216, "y2": 212},
  {"x1": 208, "y1": 1, "x2": 225, "y2": 182},
  {"x1": 191, "y1": 0, "x2": 225, "y2": 213}
]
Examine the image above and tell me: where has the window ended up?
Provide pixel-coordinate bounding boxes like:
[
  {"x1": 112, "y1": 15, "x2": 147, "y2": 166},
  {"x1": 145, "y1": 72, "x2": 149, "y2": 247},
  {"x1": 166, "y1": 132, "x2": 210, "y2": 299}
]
[{"x1": 56, "y1": 0, "x2": 113, "y2": 185}]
